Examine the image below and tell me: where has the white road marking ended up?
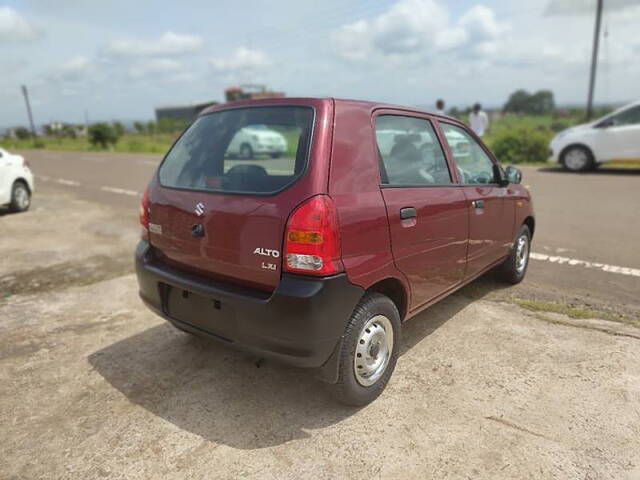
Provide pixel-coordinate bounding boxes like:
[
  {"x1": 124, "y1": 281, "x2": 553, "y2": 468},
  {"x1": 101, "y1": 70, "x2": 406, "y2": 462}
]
[
  {"x1": 139, "y1": 160, "x2": 159, "y2": 166},
  {"x1": 531, "y1": 252, "x2": 640, "y2": 278},
  {"x1": 38, "y1": 175, "x2": 51, "y2": 181},
  {"x1": 99, "y1": 186, "x2": 141, "y2": 197},
  {"x1": 55, "y1": 178, "x2": 80, "y2": 187}
]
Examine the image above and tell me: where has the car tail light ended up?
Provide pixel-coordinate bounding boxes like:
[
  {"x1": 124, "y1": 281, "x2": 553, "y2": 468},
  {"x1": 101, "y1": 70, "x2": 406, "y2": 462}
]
[
  {"x1": 22, "y1": 158, "x2": 30, "y2": 168},
  {"x1": 284, "y1": 195, "x2": 343, "y2": 275},
  {"x1": 139, "y1": 186, "x2": 150, "y2": 240}
]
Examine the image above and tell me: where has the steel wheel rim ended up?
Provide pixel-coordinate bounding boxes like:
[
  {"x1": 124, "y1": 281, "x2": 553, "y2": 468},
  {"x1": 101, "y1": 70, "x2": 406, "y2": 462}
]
[
  {"x1": 515, "y1": 234, "x2": 529, "y2": 274},
  {"x1": 564, "y1": 149, "x2": 588, "y2": 170},
  {"x1": 354, "y1": 315, "x2": 393, "y2": 387},
  {"x1": 15, "y1": 185, "x2": 29, "y2": 209}
]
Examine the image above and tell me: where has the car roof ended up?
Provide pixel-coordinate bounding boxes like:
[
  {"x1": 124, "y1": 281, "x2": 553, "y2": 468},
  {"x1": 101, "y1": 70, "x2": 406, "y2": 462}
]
[{"x1": 200, "y1": 96, "x2": 464, "y2": 126}]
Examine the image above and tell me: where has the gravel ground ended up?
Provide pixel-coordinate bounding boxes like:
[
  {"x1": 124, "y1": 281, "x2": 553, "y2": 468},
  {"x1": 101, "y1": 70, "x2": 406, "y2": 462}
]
[{"x1": 1, "y1": 190, "x2": 639, "y2": 480}]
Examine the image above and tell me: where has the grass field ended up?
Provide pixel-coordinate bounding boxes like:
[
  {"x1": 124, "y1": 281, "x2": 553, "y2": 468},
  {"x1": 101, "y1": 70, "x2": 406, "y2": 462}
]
[{"x1": 1, "y1": 133, "x2": 177, "y2": 154}]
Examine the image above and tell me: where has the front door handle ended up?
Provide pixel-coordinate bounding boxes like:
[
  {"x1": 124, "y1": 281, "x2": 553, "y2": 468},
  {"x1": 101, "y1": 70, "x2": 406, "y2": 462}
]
[
  {"x1": 400, "y1": 207, "x2": 417, "y2": 219},
  {"x1": 472, "y1": 200, "x2": 485, "y2": 209}
]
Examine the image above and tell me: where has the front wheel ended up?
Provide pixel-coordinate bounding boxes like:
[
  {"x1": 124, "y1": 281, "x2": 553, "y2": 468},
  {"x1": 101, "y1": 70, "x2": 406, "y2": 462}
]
[
  {"x1": 9, "y1": 181, "x2": 31, "y2": 212},
  {"x1": 327, "y1": 292, "x2": 401, "y2": 406},
  {"x1": 498, "y1": 224, "x2": 531, "y2": 284},
  {"x1": 561, "y1": 145, "x2": 594, "y2": 172}
]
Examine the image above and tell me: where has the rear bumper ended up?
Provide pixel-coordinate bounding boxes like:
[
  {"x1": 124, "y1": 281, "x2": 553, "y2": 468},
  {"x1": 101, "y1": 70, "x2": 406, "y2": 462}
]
[{"x1": 135, "y1": 241, "x2": 364, "y2": 378}]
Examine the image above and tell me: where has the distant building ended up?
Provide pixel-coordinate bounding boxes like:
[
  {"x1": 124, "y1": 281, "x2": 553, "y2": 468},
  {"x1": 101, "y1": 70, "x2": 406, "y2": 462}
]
[
  {"x1": 225, "y1": 85, "x2": 285, "y2": 103},
  {"x1": 155, "y1": 100, "x2": 219, "y2": 122}
]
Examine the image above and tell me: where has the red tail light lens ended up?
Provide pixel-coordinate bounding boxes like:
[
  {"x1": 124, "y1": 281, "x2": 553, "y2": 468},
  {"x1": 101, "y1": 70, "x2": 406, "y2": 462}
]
[
  {"x1": 139, "y1": 186, "x2": 150, "y2": 239},
  {"x1": 284, "y1": 195, "x2": 343, "y2": 275}
]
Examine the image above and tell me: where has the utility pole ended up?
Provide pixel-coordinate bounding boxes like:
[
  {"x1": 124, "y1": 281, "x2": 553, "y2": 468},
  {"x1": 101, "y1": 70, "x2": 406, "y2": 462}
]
[
  {"x1": 586, "y1": 0, "x2": 603, "y2": 120},
  {"x1": 21, "y1": 85, "x2": 37, "y2": 137}
]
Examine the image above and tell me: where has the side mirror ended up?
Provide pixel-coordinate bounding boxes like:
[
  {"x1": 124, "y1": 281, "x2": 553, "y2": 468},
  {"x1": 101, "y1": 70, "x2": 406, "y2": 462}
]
[
  {"x1": 493, "y1": 164, "x2": 509, "y2": 187},
  {"x1": 504, "y1": 165, "x2": 522, "y2": 184}
]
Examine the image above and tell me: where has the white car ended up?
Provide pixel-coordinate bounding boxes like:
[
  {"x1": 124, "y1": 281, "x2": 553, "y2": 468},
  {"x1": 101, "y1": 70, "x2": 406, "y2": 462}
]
[
  {"x1": 0, "y1": 148, "x2": 34, "y2": 212},
  {"x1": 549, "y1": 100, "x2": 640, "y2": 171},
  {"x1": 227, "y1": 124, "x2": 288, "y2": 159}
]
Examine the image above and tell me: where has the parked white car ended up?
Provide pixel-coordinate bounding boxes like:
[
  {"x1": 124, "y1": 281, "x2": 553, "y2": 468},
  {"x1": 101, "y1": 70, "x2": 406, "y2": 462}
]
[
  {"x1": 0, "y1": 148, "x2": 34, "y2": 212},
  {"x1": 226, "y1": 124, "x2": 287, "y2": 159},
  {"x1": 548, "y1": 100, "x2": 640, "y2": 171}
]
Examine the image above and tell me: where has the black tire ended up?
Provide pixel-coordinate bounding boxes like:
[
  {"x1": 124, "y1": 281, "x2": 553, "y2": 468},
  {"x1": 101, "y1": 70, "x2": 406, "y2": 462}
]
[
  {"x1": 327, "y1": 292, "x2": 401, "y2": 406},
  {"x1": 240, "y1": 143, "x2": 254, "y2": 160},
  {"x1": 498, "y1": 224, "x2": 531, "y2": 284},
  {"x1": 9, "y1": 181, "x2": 31, "y2": 212},
  {"x1": 560, "y1": 145, "x2": 595, "y2": 172}
]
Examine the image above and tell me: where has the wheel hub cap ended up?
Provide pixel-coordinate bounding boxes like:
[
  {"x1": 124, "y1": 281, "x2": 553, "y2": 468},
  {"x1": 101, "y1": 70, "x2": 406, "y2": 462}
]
[
  {"x1": 565, "y1": 149, "x2": 588, "y2": 170},
  {"x1": 354, "y1": 315, "x2": 393, "y2": 387},
  {"x1": 515, "y1": 234, "x2": 529, "y2": 274},
  {"x1": 15, "y1": 186, "x2": 29, "y2": 209}
]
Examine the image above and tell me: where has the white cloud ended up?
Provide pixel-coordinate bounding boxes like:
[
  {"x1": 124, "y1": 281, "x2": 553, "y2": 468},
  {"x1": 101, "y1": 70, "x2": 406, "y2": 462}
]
[
  {"x1": 331, "y1": 0, "x2": 508, "y2": 62},
  {"x1": 210, "y1": 46, "x2": 271, "y2": 71},
  {"x1": 58, "y1": 56, "x2": 92, "y2": 79},
  {"x1": 0, "y1": 6, "x2": 39, "y2": 42},
  {"x1": 128, "y1": 58, "x2": 182, "y2": 78},
  {"x1": 106, "y1": 31, "x2": 203, "y2": 57}
]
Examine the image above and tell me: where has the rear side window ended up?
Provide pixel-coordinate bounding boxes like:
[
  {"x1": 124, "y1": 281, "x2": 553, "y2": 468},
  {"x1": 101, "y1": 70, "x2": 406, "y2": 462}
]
[
  {"x1": 158, "y1": 106, "x2": 314, "y2": 194},
  {"x1": 375, "y1": 115, "x2": 451, "y2": 186}
]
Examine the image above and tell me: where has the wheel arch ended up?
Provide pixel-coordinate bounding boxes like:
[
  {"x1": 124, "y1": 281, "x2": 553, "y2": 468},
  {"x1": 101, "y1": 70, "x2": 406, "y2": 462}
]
[
  {"x1": 523, "y1": 216, "x2": 535, "y2": 239},
  {"x1": 559, "y1": 143, "x2": 595, "y2": 163},
  {"x1": 366, "y1": 277, "x2": 408, "y2": 321},
  {"x1": 13, "y1": 177, "x2": 31, "y2": 193}
]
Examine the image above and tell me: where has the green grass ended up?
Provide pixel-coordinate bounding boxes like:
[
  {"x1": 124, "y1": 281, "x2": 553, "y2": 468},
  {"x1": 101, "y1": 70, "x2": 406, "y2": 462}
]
[
  {"x1": 513, "y1": 297, "x2": 639, "y2": 327},
  {"x1": 1, "y1": 133, "x2": 176, "y2": 154}
]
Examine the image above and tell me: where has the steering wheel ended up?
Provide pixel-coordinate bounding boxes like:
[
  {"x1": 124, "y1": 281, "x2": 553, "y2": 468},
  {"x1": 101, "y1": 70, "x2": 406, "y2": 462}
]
[{"x1": 470, "y1": 171, "x2": 493, "y2": 184}]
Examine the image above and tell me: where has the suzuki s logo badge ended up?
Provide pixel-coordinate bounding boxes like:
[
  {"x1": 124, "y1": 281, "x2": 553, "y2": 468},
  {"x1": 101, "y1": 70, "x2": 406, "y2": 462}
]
[{"x1": 194, "y1": 202, "x2": 205, "y2": 217}]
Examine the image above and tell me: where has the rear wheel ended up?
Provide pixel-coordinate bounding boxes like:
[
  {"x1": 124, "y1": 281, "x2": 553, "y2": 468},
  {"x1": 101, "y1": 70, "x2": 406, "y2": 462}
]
[
  {"x1": 240, "y1": 143, "x2": 254, "y2": 160},
  {"x1": 327, "y1": 292, "x2": 400, "y2": 406},
  {"x1": 498, "y1": 224, "x2": 531, "y2": 284},
  {"x1": 9, "y1": 181, "x2": 30, "y2": 212},
  {"x1": 561, "y1": 145, "x2": 594, "y2": 172}
]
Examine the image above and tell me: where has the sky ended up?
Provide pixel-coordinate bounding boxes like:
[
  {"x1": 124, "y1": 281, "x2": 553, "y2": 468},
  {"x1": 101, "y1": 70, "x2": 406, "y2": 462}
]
[{"x1": 1, "y1": 0, "x2": 639, "y2": 127}]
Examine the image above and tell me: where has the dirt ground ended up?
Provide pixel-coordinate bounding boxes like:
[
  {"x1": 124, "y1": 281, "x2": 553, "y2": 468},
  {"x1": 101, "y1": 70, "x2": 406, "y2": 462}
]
[{"x1": 1, "y1": 190, "x2": 640, "y2": 480}]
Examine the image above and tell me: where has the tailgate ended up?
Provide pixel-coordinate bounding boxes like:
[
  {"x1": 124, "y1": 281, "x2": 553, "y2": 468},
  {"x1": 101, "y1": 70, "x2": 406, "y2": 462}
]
[{"x1": 148, "y1": 104, "x2": 319, "y2": 291}]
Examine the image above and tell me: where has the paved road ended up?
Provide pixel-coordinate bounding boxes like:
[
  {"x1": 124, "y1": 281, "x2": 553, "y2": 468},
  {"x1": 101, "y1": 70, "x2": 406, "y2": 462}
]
[{"x1": 17, "y1": 149, "x2": 640, "y2": 314}]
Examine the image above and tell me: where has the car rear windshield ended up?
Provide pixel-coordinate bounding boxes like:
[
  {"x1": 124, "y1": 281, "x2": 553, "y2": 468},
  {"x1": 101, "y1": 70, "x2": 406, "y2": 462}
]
[{"x1": 158, "y1": 106, "x2": 314, "y2": 194}]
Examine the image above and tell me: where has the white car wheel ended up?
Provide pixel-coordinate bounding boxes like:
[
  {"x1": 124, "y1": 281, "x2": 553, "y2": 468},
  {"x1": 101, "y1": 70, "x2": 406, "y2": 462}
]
[{"x1": 561, "y1": 146, "x2": 594, "y2": 172}]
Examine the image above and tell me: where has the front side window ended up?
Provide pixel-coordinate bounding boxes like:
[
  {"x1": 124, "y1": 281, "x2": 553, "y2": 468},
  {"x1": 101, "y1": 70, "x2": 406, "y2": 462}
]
[
  {"x1": 609, "y1": 106, "x2": 640, "y2": 127},
  {"x1": 375, "y1": 115, "x2": 451, "y2": 186},
  {"x1": 441, "y1": 123, "x2": 496, "y2": 185},
  {"x1": 158, "y1": 106, "x2": 313, "y2": 194}
]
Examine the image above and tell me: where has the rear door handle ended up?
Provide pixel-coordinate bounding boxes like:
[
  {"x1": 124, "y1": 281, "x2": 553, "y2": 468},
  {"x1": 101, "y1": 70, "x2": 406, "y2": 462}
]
[
  {"x1": 400, "y1": 207, "x2": 417, "y2": 220},
  {"x1": 472, "y1": 200, "x2": 485, "y2": 209}
]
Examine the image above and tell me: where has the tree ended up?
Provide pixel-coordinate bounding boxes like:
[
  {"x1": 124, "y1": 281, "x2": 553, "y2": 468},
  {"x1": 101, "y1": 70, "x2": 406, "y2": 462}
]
[
  {"x1": 88, "y1": 122, "x2": 120, "y2": 149},
  {"x1": 112, "y1": 121, "x2": 125, "y2": 136},
  {"x1": 14, "y1": 127, "x2": 32, "y2": 140},
  {"x1": 133, "y1": 121, "x2": 146, "y2": 134},
  {"x1": 503, "y1": 89, "x2": 555, "y2": 115}
]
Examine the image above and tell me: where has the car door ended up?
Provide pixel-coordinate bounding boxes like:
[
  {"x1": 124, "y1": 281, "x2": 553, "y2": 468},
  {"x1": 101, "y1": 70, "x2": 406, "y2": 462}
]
[
  {"x1": 438, "y1": 122, "x2": 513, "y2": 278},
  {"x1": 375, "y1": 112, "x2": 468, "y2": 310},
  {"x1": 595, "y1": 105, "x2": 640, "y2": 162}
]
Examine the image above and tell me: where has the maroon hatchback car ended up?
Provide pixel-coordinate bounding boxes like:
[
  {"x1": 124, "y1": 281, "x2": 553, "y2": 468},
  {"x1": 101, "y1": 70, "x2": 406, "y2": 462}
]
[{"x1": 136, "y1": 98, "x2": 534, "y2": 405}]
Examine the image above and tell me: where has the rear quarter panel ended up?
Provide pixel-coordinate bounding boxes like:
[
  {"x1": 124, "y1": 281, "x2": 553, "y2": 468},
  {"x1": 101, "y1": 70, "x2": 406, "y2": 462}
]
[{"x1": 329, "y1": 100, "x2": 410, "y2": 303}]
